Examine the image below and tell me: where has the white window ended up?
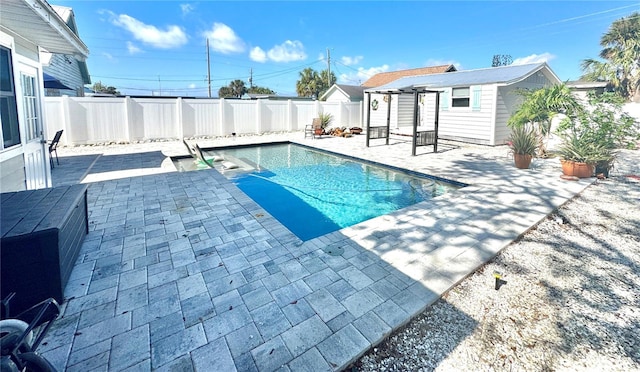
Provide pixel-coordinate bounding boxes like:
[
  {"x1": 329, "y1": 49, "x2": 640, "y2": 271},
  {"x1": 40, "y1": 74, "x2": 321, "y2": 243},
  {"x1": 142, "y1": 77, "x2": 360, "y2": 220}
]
[
  {"x1": 21, "y1": 73, "x2": 41, "y2": 141},
  {"x1": 1, "y1": 46, "x2": 20, "y2": 149},
  {"x1": 452, "y1": 87, "x2": 470, "y2": 108}
]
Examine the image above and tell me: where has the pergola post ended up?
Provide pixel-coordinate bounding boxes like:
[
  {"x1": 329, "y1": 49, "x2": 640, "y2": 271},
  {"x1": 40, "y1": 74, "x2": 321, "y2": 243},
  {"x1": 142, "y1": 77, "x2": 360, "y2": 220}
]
[
  {"x1": 411, "y1": 89, "x2": 419, "y2": 156},
  {"x1": 365, "y1": 92, "x2": 371, "y2": 147},
  {"x1": 434, "y1": 91, "x2": 440, "y2": 153},
  {"x1": 385, "y1": 93, "x2": 391, "y2": 145}
]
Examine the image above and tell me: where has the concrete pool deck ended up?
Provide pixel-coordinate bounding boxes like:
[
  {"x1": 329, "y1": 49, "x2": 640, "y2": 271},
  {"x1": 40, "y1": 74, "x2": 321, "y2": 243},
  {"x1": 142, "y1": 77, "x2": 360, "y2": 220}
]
[{"x1": 39, "y1": 133, "x2": 594, "y2": 371}]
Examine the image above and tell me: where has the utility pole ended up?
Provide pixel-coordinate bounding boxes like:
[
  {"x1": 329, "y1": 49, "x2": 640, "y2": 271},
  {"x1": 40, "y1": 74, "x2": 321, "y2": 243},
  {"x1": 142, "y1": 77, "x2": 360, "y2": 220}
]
[
  {"x1": 249, "y1": 68, "x2": 253, "y2": 89},
  {"x1": 158, "y1": 75, "x2": 161, "y2": 96},
  {"x1": 327, "y1": 48, "x2": 331, "y2": 87},
  {"x1": 206, "y1": 38, "x2": 211, "y2": 98}
]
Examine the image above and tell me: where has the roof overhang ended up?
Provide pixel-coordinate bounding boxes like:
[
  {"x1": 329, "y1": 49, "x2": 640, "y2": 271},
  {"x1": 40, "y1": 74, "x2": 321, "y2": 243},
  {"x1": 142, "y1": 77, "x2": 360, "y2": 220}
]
[
  {"x1": 496, "y1": 63, "x2": 561, "y2": 87},
  {"x1": 0, "y1": 0, "x2": 89, "y2": 60},
  {"x1": 365, "y1": 88, "x2": 441, "y2": 94}
]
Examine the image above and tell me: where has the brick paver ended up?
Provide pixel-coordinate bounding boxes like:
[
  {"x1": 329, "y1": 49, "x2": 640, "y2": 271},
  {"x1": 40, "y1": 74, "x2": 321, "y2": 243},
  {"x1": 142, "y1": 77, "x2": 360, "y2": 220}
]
[{"x1": 39, "y1": 133, "x2": 594, "y2": 371}]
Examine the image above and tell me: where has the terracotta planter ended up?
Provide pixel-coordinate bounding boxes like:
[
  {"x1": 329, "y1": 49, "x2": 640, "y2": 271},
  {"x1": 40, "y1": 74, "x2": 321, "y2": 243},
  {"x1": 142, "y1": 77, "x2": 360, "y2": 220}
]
[
  {"x1": 561, "y1": 159, "x2": 594, "y2": 178},
  {"x1": 513, "y1": 154, "x2": 533, "y2": 169}
]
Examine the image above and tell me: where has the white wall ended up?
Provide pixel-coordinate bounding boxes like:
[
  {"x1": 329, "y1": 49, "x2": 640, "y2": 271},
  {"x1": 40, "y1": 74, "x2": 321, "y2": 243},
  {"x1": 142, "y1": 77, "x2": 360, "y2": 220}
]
[
  {"x1": 44, "y1": 97, "x2": 362, "y2": 145},
  {"x1": 432, "y1": 85, "x2": 495, "y2": 145},
  {"x1": 366, "y1": 93, "x2": 397, "y2": 128},
  {"x1": 495, "y1": 72, "x2": 555, "y2": 145}
]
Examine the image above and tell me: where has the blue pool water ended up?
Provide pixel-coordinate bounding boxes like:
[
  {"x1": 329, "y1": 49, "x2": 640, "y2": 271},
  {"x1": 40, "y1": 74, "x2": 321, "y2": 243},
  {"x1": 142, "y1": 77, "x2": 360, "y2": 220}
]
[{"x1": 210, "y1": 143, "x2": 463, "y2": 241}]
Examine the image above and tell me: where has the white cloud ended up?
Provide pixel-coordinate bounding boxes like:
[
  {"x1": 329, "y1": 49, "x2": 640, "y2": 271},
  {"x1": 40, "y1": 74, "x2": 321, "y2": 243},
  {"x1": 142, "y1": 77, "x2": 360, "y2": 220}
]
[
  {"x1": 111, "y1": 13, "x2": 188, "y2": 49},
  {"x1": 102, "y1": 52, "x2": 115, "y2": 61},
  {"x1": 512, "y1": 53, "x2": 555, "y2": 65},
  {"x1": 188, "y1": 83, "x2": 196, "y2": 89},
  {"x1": 203, "y1": 23, "x2": 245, "y2": 54},
  {"x1": 126, "y1": 41, "x2": 142, "y2": 54},
  {"x1": 180, "y1": 3, "x2": 194, "y2": 16},
  {"x1": 266, "y1": 40, "x2": 307, "y2": 62},
  {"x1": 250, "y1": 47, "x2": 267, "y2": 63},
  {"x1": 341, "y1": 56, "x2": 363, "y2": 66},
  {"x1": 339, "y1": 65, "x2": 390, "y2": 85}
]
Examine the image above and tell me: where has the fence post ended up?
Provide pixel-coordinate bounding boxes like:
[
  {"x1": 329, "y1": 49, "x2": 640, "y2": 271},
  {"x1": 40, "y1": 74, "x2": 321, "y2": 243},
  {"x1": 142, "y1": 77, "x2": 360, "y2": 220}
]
[
  {"x1": 255, "y1": 99, "x2": 262, "y2": 134},
  {"x1": 60, "y1": 96, "x2": 70, "y2": 145},
  {"x1": 176, "y1": 97, "x2": 184, "y2": 139},
  {"x1": 288, "y1": 99, "x2": 293, "y2": 131},
  {"x1": 124, "y1": 96, "x2": 132, "y2": 143},
  {"x1": 219, "y1": 98, "x2": 226, "y2": 135}
]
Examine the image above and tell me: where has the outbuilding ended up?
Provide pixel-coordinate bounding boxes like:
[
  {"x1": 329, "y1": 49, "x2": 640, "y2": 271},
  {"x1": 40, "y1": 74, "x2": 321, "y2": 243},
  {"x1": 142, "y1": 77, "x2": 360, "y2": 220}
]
[{"x1": 365, "y1": 63, "x2": 561, "y2": 146}]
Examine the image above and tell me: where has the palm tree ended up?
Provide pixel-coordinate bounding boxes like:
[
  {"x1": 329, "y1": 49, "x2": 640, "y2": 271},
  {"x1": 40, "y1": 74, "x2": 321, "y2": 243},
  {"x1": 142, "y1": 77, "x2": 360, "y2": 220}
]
[
  {"x1": 508, "y1": 84, "x2": 583, "y2": 156},
  {"x1": 229, "y1": 79, "x2": 247, "y2": 98},
  {"x1": 296, "y1": 68, "x2": 319, "y2": 98},
  {"x1": 581, "y1": 12, "x2": 640, "y2": 102}
]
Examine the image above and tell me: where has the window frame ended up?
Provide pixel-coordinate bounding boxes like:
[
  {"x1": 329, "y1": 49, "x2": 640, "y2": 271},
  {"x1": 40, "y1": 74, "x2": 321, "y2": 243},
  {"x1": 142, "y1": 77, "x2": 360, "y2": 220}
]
[
  {"x1": 451, "y1": 86, "x2": 471, "y2": 108},
  {"x1": 0, "y1": 45, "x2": 21, "y2": 150}
]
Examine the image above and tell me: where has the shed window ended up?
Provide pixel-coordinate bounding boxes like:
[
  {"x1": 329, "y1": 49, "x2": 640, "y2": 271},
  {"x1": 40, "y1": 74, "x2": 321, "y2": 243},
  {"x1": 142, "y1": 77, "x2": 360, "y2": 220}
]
[
  {"x1": 1, "y1": 46, "x2": 21, "y2": 149},
  {"x1": 452, "y1": 87, "x2": 470, "y2": 107}
]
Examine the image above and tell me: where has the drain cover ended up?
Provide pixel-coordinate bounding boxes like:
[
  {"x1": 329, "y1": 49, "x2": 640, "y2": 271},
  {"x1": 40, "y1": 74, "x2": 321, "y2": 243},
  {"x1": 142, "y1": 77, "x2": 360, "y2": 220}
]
[{"x1": 322, "y1": 245, "x2": 344, "y2": 256}]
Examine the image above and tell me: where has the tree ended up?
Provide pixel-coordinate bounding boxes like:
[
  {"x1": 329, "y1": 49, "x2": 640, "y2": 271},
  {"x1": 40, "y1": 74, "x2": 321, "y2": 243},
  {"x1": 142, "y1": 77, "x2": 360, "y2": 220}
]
[
  {"x1": 248, "y1": 86, "x2": 275, "y2": 95},
  {"x1": 91, "y1": 81, "x2": 120, "y2": 95},
  {"x1": 218, "y1": 86, "x2": 233, "y2": 98},
  {"x1": 296, "y1": 68, "x2": 319, "y2": 98},
  {"x1": 492, "y1": 54, "x2": 513, "y2": 67},
  {"x1": 581, "y1": 12, "x2": 640, "y2": 102},
  {"x1": 295, "y1": 68, "x2": 336, "y2": 99},
  {"x1": 508, "y1": 84, "x2": 583, "y2": 156},
  {"x1": 218, "y1": 80, "x2": 248, "y2": 98},
  {"x1": 229, "y1": 79, "x2": 247, "y2": 98}
]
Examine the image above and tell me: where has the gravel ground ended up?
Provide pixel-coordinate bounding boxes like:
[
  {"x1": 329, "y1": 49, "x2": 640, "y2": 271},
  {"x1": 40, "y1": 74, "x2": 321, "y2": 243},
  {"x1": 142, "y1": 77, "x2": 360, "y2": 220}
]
[{"x1": 352, "y1": 165, "x2": 640, "y2": 371}]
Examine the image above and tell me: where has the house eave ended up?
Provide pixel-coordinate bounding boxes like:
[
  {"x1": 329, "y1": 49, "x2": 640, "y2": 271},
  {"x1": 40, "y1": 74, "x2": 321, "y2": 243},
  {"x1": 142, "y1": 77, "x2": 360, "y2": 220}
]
[{"x1": 0, "y1": 0, "x2": 89, "y2": 60}]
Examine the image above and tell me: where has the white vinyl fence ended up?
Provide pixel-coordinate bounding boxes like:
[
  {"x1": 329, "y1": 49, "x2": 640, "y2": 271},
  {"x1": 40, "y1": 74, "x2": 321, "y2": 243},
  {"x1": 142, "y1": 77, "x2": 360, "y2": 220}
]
[{"x1": 44, "y1": 96, "x2": 363, "y2": 146}]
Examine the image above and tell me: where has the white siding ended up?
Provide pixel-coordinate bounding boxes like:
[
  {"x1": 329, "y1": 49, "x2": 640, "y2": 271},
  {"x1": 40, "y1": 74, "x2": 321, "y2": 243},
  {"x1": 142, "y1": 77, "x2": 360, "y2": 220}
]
[
  {"x1": 423, "y1": 85, "x2": 495, "y2": 145},
  {"x1": 495, "y1": 72, "x2": 553, "y2": 144},
  {"x1": 367, "y1": 93, "x2": 397, "y2": 127},
  {"x1": 325, "y1": 90, "x2": 349, "y2": 102},
  {"x1": 43, "y1": 54, "x2": 84, "y2": 96}
]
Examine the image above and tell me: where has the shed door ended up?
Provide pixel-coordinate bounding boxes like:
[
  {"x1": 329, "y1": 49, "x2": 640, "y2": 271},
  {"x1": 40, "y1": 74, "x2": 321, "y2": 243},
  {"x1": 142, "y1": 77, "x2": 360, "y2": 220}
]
[{"x1": 19, "y1": 65, "x2": 48, "y2": 190}]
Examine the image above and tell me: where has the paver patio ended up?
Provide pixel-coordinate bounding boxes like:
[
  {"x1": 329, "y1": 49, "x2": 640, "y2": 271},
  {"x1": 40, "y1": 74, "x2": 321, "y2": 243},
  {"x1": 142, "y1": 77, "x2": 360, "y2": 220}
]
[{"x1": 39, "y1": 132, "x2": 593, "y2": 371}]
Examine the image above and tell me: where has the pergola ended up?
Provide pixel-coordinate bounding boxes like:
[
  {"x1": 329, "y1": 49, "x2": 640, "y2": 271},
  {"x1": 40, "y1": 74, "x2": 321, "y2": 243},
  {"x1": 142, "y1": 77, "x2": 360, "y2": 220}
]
[{"x1": 364, "y1": 88, "x2": 441, "y2": 156}]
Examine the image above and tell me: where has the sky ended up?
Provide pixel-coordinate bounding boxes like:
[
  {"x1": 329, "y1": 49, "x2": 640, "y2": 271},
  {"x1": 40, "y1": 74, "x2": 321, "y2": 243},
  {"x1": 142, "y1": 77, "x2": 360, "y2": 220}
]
[{"x1": 55, "y1": 0, "x2": 640, "y2": 97}]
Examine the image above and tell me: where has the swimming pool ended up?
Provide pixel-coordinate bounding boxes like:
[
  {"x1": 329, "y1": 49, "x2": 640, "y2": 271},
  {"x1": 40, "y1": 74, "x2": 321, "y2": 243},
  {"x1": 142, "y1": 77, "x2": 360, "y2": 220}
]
[{"x1": 190, "y1": 143, "x2": 464, "y2": 240}]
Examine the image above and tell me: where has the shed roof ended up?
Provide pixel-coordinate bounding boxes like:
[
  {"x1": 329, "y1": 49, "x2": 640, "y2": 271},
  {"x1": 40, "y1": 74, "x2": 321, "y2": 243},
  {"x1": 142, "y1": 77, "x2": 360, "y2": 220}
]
[
  {"x1": 368, "y1": 63, "x2": 560, "y2": 92},
  {"x1": 361, "y1": 64, "x2": 456, "y2": 87},
  {"x1": 336, "y1": 84, "x2": 365, "y2": 99}
]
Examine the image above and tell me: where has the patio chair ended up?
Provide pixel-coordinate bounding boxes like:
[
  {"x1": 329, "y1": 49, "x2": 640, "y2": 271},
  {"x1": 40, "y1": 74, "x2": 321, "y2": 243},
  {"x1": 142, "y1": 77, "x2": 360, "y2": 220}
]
[
  {"x1": 48, "y1": 130, "x2": 63, "y2": 169},
  {"x1": 306, "y1": 118, "x2": 322, "y2": 139},
  {"x1": 193, "y1": 144, "x2": 216, "y2": 169}
]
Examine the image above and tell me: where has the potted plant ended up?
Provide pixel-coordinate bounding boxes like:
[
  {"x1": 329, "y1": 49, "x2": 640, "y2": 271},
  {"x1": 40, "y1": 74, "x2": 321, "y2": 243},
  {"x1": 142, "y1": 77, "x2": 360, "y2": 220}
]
[
  {"x1": 318, "y1": 112, "x2": 333, "y2": 134},
  {"x1": 556, "y1": 132, "x2": 601, "y2": 177},
  {"x1": 507, "y1": 125, "x2": 538, "y2": 169},
  {"x1": 555, "y1": 91, "x2": 639, "y2": 178}
]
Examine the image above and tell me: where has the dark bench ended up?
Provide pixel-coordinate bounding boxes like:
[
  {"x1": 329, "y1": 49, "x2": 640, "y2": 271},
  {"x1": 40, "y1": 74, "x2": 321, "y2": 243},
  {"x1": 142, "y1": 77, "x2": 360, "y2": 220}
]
[
  {"x1": 1, "y1": 184, "x2": 88, "y2": 314},
  {"x1": 416, "y1": 130, "x2": 436, "y2": 146},
  {"x1": 368, "y1": 126, "x2": 389, "y2": 139}
]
